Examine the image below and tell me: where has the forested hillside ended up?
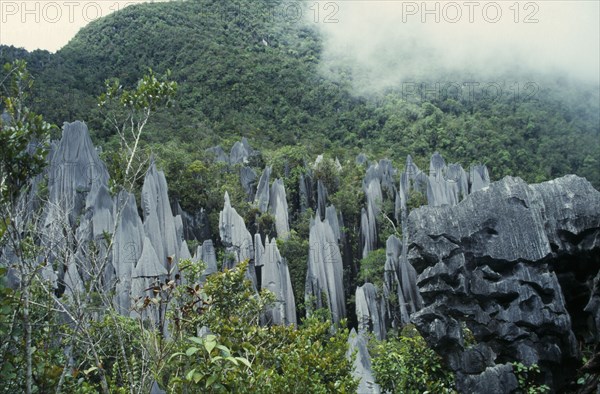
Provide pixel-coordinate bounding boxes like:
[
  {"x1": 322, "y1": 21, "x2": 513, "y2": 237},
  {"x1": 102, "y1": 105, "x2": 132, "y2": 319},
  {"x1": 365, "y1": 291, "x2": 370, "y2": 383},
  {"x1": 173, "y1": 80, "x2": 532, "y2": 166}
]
[{"x1": 0, "y1": 0, "x2": 598, "y2": 196}]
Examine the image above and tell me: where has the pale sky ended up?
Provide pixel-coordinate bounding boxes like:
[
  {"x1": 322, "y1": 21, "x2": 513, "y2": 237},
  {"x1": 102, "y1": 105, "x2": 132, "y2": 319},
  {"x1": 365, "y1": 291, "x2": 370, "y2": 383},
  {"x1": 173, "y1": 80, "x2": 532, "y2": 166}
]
[
  {"x1": 0, "y1": 0, "x2": 164, "y2": 51},
  {"x1": 0, "y1": 0, "x2": 598, "y2": 86}
]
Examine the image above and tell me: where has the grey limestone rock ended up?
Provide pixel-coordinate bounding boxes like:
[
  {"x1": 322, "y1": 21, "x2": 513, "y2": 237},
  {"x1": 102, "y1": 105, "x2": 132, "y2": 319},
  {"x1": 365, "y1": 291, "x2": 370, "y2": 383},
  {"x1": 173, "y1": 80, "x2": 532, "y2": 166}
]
[
  {"x1": 193, "y1": 240, "x2": 218, "y2": 281},
  {"x1": 44, "y1": 121, "x2": 109, "y2": 232},
  {"x1": 63, "y1": 260, "x2": 85, "y2": 300},
  {"x1": 361, "y1": 178, "x2": 382, "y2": 259},
  {"x1": 171, "y1": 202, "x2": 211, "y2": 242},
  {"x1": 219, "y1": 192, "x2": 253, "y2": 268},
  {"x1": 240, "y1": 166, "x2": 257, "y2": 201},
  {"x1": 305, "y1": 209, "x2": 346, "y2": 324},
  {"x1": 364, "y1": 159, "x2": 397, "y2": 199},
  {"x1": 269, "y1": 178, "x2": 290, "y2": 239},
  {"x1": 409, "y1": 175, "x2": 600, "y2": 392},
  {"x1": 133, "y1": 236, "x2": 168, "y2": 279},
  {"x1": 347, "y1": 329, "x2": 381, "y2": 394},
  {"x1": 205, "y1": 145, "x2": 228, "y2": 163},
  {"x1": 355, "y1": 283, "x2": 386, "y2": 340},
  {"x1": 457, "y1": 364, "x2": 518, "y2": 394},
  {"x1": 299, "y1": 171, "x2": 314, "y2": 213},
  {"x1": 255, "y1": 166, "x2": 271, "y2": 213},
  {"x1": 259, "y1": 237, "x2": 296, "y2": 325},
  {"x1": 383, "y1": 235, "x2": 422, "y2": 327},
  {"x1": 229, "y1": 140, "x2": 250, "y2": 165},
  {"x1": 141, "y1": 162, "x2": 181, "y2": 271},
  {"x1": 317, "y1": 179, "x2": 328, "y2": 219},
  {"x1": 254, "y1": 233, "x2": 265, "y2": 267},
  {"x1": 426, "y1": 152, "x2": 469, "y2": 207},
  {"x1": 470, "y1": 164, "x2": 490, "y2": 192},
  {"x1": 112, "y1": 191, "x2": 145, "y2": 313},
  {"x1": 356, "y1": 153, "x2": 368, "y2": 165}
]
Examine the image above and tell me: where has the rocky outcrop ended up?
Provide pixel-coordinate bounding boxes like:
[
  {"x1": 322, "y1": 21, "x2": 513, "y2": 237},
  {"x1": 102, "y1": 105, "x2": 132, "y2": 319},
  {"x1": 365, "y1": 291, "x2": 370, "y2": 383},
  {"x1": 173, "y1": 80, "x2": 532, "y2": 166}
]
[
  {"x1": 193, "y1": 240, "x2": 218, "y2": 281},
  {"x1": 141, "y1": 162, "x2": 182, "y2": 271},
  {"x1": 219, "y1": 192, "x2": 253, "y2": 268},
  {"x1": 255, "y1": 166, "x2": 271, "y2": 213},
  {"x1": 408, "y1": 175, "x2": 600, "y2": 392},
  {"x1": 347, "y1": 329, "x2": 381, "y2": 394},
  {"x1": 46, "y1": 121, "x2": 109, "y2": 219},
  {"x1": 205, "y1": 145, "x2": 228, "y2": 162},
  {"x1": 299, "y1": 172, "x2": 314, "y2": 213},
  {"x1": 360, "y1": 180, "x2": 381, "y2": 259},
  {"x1": 229, "y1": 140, "x2": 250, "y2": 165},
  {"x1": 317, "y1": 179, "x2": 328, "y2": 219},
  {"x1": 8, "y1": 122, "x2": 191, "y2": 320},
  {"x1": 355, "y1": 283, "x2": 386, "y2": 340},
  {"x1": 171, "y1": 202, "x2": 211, "y2": 242},
  {"x1": 305, "y1": 208, "x2": 346, "y2": 324},
  {"x1": 112, "y1": 191, "x2": 145, "y2": 313},
  {"x1": 470, "y1": 164, "x2": 490, "y2": 192},
  {"x1": 382, "y1": 235, "x2": 422, "y2": 328},
  {"x1": 269, "y1": 178, "x2": 290, "y2": 239},
  {"x1": 360, "y1": 160, "x2": 397, "y2": 259},
  {"x1": 259, "y1": 237, "x2": 296, "y2": 326},
  {"x1": 240, "y1": 166, "x2": 257, "y2": 201}
]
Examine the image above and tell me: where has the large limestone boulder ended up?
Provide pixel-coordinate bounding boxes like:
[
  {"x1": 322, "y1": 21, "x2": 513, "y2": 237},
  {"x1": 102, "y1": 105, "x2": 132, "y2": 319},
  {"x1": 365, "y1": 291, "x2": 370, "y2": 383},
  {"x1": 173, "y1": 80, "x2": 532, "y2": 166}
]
[{"x1": 408, "y1": 175, "x2": 600, "y2": 392}]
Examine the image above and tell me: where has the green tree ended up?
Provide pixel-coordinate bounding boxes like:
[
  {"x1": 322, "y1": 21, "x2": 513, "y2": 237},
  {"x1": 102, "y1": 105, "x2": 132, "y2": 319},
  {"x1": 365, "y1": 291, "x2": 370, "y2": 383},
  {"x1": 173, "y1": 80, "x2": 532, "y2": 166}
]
[
  {"x1": 98, "y1": 69, "x2": 177, "y2": 190},
  {"x1": 0, "y1": 60, "x2": 54, "y2": 394},
  {"x1": 0, "y1": 60, "x2": 53, "y2": 211},
  {"x1": 358, "y1": 248, "x2": 386, "y2": 288},
  {"x1": 371, "y1": 325, "x2": 455, "y2": 393}
]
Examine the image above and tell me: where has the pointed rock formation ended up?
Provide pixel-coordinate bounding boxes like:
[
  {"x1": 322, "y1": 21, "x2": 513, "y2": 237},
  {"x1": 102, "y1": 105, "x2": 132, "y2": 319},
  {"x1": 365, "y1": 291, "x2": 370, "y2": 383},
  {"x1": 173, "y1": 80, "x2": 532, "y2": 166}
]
[
  {"x1": 316, "y1": 179, "x2": 328, "y2": 220},
  {"x1": 355, "y1": 283, "x2": 386, "y2": 340},
  {"x1": 383, "y1": 235, "x2": 422, "y2": 327},
  {"x1": 141, "y1": 162, "x2": 181, "y2": 270},
  {"x1": 219, "y1": 192, "x2": 253, "y2": 268},
  {"x1": 260, "y1": 237, "x2": 296, "y2": 326},
  {"x1": 240, "y1": 166, "x2": 257, "y2": 201},
  {"x1": 255, "y1": 166, "x2": 271, "y2": 213},
  {"x1": 205, "y1": 145, "x2": 228, "y2": 163},
  {"x1": 229, "y1": 140, "x2": 250, "y2": 165},
  {"x1": 347, "y1": 329, "x2": 381, "y2": 394},
  {"x1": 305, "y1": 209, "x2": 346, "y2": 324},
  {"x1": 193, "y1": 240, "x2": 218, "y2": 281},
  {"x1": 470, "y1": 164, "x2": 490, "y2": 192},
  {"x1": 112, "y1": 191, "x2": 145, "y2": 313},
  {"x1": 269, "y1": 178, "x2": 290, "y2": 239},
  {"x1": 299, "y1": 171, "x2": 314, "y2": 213}
]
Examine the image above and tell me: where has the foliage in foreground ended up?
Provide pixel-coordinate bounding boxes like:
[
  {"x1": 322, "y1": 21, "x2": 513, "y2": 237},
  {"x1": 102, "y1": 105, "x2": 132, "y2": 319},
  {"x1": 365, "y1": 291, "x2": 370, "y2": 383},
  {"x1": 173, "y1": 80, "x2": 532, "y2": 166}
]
[
  {"x1": 0, "y1": 259, "x2": 358, "y2": 393},
  {"x1": 371, "y1": 324, "x2": 456, "y2": 393},
  {"x1": 161, "y1": 260, "x2": 358, "y2": 393}
]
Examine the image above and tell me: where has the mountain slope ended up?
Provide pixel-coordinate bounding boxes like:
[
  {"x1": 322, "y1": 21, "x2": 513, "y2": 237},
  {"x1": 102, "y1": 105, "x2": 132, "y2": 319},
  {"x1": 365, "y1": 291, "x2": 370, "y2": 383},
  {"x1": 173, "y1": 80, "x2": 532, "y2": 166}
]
[{"x1": 0, "y1": 0, "x2": 598, "y2": 189}]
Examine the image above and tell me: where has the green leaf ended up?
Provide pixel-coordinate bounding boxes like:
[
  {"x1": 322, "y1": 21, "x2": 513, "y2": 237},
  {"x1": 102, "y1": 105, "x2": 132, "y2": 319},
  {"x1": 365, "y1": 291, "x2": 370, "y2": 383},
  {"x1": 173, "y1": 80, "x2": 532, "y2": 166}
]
[
  {"x1": 204, "y1": 339, "x2": 216, "y2": 354},
  {"x1": 235, "y1": 357, "x2": 251, "y2": 368},
  {"x1": 185, "y1": 368, "x2": 196, "y2": 381},
  {"x1": 206, "y1": 374, "x2": 218, "y2": 388},
  {"x1": 193, "y1": 372, "x2": 202, "y2": 384},
  {"x1": 185, "y1": 347, "x2": 199, "y2": 356},
  {"x1": 216, "y1": 344, "x2": 230, "y2": 356},
  {"x1": 168, "y1": 352, "x2": 185, "y2": 362}
]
